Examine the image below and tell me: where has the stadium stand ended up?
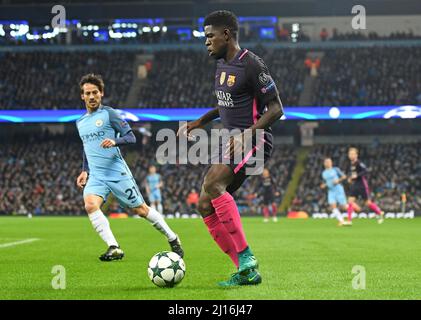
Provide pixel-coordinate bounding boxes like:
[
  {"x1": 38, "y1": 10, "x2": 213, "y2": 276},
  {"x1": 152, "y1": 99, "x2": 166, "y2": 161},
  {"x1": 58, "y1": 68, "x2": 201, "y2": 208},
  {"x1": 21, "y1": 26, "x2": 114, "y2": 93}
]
[
  {"x1": 136, "y1": 47, "x2": 306, "y2": 108},
  {"x1": 1, "y1": 45, "x2": 420, "y2": 109},
  {"x1": 313, "y1": 47, "x2": 421, "y2": 106},
  {"x1": 0, "y1": 51, "x2": 136, "y2": 110},
  {"x1": 0, "y1": 132, "x2": 84, "y2": 215}
]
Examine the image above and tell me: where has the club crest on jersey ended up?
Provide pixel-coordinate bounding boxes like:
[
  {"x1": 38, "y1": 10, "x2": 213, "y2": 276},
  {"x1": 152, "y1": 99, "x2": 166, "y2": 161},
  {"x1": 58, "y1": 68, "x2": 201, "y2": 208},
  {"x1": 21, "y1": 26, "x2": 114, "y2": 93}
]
[
  {"x1": 220, "y1": 72, "x2": 226, "y2": 85},
  {"x1": 227, "y1": 75, "x2": 236, "y2": 87},
  {"x1": 95, "y1": 119, "x2": 104, "y2": 127}
]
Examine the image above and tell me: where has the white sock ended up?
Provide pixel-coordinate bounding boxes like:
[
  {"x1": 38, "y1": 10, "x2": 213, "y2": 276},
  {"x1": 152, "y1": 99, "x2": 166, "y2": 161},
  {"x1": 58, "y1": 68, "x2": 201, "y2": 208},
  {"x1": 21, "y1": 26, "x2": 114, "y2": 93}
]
[
  {"x1": 157, "y1": 203, "x2": 163, "y2": 215},
  {"x1": 145, "y1": 207, "x2": 177, "y2": 242},
  {"x1": 332, "y1": 208, "x2": 344, "y2": 222},
  {"x1": 89, "y1": 209, "x2": 119, "y2": 247},
  {"x1": 151, "y1": 203, "x2": 156, "y2": 210}
]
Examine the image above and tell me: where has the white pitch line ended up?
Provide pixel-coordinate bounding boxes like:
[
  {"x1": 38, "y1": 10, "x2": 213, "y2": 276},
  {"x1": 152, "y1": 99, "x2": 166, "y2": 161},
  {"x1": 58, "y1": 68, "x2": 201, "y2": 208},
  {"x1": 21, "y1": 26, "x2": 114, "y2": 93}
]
[{"x1": 0, "y1": 238, "x2": 40, "y2": 249}]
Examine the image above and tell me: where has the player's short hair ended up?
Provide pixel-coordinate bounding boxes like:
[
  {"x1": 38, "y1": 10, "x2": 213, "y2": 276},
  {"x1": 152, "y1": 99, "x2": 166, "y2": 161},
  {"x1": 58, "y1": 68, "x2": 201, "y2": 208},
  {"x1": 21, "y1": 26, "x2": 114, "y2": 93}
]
[
  {"x1": 79, "y1": 73, "x2": 104, "y2": 94},
  {"x1": 203, "y1": 10, "x2": 239, "y2": 39},
  {"x1": 349, "y1": 147, "x2": 359, "y2": 154}
]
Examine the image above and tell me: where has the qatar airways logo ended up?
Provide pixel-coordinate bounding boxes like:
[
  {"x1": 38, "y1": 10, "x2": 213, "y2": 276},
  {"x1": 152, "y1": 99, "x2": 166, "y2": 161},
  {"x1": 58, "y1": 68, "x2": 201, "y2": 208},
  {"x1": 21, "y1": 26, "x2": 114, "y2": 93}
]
[{"x1": 216, "y1": 90, "x2": 234, "y2": 107}]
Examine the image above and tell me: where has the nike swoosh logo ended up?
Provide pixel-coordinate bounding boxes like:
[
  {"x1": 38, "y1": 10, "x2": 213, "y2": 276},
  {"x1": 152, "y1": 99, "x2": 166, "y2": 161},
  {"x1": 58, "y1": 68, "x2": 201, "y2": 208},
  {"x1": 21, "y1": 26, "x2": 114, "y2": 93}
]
[{"x1": 248, "y1": 274, "x2": 258, "y2": 282}]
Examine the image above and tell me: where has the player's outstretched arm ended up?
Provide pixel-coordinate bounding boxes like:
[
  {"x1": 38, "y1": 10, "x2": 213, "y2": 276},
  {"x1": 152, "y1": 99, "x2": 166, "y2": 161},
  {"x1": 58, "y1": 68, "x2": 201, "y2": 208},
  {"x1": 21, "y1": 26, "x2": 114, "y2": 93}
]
[{"x1": 177, "y1": 108, "x2": 220, "y2": 137}]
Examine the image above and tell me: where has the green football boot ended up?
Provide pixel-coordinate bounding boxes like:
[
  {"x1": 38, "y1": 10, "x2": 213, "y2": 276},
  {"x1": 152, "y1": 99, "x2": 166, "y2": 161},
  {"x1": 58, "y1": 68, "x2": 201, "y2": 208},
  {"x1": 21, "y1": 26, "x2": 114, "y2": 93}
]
[
  {"x1": 218, "y1": 269, "x2": 262, "y2": 287},
  {"x1": 238, "y1": 247, "x2": 259, "y2": 273}
]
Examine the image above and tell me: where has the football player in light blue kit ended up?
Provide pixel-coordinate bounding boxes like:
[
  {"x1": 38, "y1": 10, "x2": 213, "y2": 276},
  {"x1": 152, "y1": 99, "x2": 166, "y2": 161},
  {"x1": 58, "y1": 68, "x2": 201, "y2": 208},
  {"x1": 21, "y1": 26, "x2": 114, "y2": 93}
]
[
  {"x1": 145, "y1": 166, "x2": 163, "y2": 214},
  {"x1": 320, "y1": 158, "x2": 348, "y2": 226},
  {"x1": 75, "y1": 74, "x2": 183, "y2": 261}
]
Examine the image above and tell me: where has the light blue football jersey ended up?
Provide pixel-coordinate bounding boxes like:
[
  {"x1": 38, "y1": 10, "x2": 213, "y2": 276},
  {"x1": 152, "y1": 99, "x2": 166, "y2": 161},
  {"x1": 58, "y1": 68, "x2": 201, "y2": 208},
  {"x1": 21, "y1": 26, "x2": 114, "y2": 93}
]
[
  {"x1": 76, "y1": 105, "x2": 133, "y2": 181},
  {"x1": 146, "y1": 173, "x2": 161, "y2": 191},
  {"x1": 322, "y1": 167, "x2": 345, "y2": 191}
]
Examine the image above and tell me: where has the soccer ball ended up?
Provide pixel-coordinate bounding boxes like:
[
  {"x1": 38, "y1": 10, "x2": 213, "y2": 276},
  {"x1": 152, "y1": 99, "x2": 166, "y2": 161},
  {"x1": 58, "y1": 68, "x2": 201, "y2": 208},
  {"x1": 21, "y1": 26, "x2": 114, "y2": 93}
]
[{"x1": 147, "y1": 251, "x2": 186, "y2": 288}]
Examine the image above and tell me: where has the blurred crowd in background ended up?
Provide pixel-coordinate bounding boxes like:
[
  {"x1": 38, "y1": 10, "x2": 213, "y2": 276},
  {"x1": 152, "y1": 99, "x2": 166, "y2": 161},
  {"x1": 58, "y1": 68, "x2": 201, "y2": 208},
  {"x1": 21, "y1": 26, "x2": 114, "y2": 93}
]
[
  {"x1": 0, "y1": 46, "x2": 421, "y2": 109},
  {"x1": 1, "y1": 132, "x2": 419, "y2": 216},
  {"x1": 313, "y1": 47, "x2": 421, "y2": 107},
  {"x1": 1, "y1": 45, "x2": 420, "y2": 110},
  {"x1": 0, "y1": 51, "x2": 135, "y2": 110}
]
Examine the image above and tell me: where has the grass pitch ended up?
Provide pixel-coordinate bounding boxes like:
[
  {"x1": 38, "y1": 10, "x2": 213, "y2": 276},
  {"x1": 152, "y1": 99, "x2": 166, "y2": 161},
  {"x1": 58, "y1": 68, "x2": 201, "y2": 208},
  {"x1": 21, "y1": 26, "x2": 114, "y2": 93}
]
[{"x1": 0, "y1": 216, "x2": 420, "y2": 300}]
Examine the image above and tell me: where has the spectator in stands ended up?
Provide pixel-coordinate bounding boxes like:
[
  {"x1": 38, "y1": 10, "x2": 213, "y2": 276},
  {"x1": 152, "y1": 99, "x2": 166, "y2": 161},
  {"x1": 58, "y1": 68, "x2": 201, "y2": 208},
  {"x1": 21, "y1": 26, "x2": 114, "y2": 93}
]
[
  {"x1": 320, "y1": 28, "x2": 329, "y2": 41},
  {"x1": 278, "y1": 27, "x2": 290, "y2": 41},
  {"x1": 186, "y1": 189, "x2": 199, "y2": 211}
]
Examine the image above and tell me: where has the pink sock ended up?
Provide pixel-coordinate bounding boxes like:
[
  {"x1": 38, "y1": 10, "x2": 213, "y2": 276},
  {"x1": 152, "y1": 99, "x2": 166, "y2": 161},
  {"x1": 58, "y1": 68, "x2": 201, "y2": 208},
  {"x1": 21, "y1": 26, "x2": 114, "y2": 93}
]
[
  {"x1": 263, "y1": 206, "x2": 270, "y2": 218},
  {"x1": 203, "y1": 213, "x2": 239, "y2": 267},
  {"x1": 272, "y1": 204, "x2": 277, "y2": 217},
  {"x1": 211, "y1": 192, "x2": 248, "y2": 253},
  {"x1": 368, "y1": 202, "x2": 382, "y2": 215},
  {"x1": 347, "y1": 203, "x2": 354, "y2": 221}
]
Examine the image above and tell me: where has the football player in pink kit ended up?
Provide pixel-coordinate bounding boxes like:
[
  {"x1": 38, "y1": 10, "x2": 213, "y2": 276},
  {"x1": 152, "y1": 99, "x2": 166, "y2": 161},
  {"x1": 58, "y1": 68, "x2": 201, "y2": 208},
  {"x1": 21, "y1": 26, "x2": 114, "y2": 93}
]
[
  {"x1": 346, "y1": 147, "x2": 385, "y2": 225},
  {"x1": 179, "y1": 10, "x2": 283, "y2": 286}
]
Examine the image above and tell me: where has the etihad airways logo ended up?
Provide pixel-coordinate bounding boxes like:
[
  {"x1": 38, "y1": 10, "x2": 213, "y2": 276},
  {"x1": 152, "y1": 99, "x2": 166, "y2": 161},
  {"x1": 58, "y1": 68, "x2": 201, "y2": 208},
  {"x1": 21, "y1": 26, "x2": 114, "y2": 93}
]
[
  {"x1": 81, "y1": 131, "x2": 105, "y2": 143},
  {"x1": 215, "y1": 90, "x2": 234, "y2": 107}
]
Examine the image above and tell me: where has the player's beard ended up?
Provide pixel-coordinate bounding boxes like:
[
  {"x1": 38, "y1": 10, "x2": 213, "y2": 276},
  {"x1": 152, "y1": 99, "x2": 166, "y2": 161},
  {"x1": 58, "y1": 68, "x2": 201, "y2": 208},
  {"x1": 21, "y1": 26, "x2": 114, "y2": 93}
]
[{"x1": 87, "y1": 100, "x2": 100, "y2": 111}]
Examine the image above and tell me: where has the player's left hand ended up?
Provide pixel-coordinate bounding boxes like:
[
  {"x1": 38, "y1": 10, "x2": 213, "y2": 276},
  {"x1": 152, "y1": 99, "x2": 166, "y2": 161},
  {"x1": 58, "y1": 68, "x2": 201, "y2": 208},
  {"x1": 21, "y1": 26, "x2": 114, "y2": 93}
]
[
  {"x1": 333, "y1": 179, "x2": 340, "y2": 185},
  {"x1": 100, "y1": 138, "x2": 116, "y2": 148}
]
